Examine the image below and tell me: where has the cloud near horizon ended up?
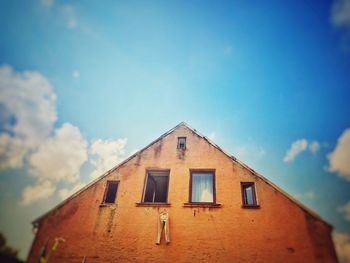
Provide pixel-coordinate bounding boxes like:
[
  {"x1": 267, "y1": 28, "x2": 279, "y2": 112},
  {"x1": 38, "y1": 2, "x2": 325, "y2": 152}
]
[
  {"x1": 338, "y1": 201, "x2": 350, "y2": 222},
  {"x1": 327, "y1": 129, "x2": 350, "y2": 181},
  {"x1": 283, "y1": 139, "x2": 321, "y2": 163},
  {"x1": 20, "y1": 123, "x2": 88, "y2": 205},
  {"x1": 283, "y1": 139, "x2": 308, "y2": 162},
  {"x1": 28, "y1": 123, "x2": 88, "y2": 183},
  {"x1": 0, "y1": 65, "x2": 128, "y2": 206},
  {"x1": 89, "y1": 138, "x2": 128, "y2": 179},
  {"x1": 0, "y1": 65, "x2": 57, "y2": 170},
  {"x1": 58, "y1": 182, "x2": 86, "y2": 200},
  {"x1": 20, "y1": 180, "x2": 56, "y2": 206},
  {"x1": 309, "y1": 141, "x2": 320, "y2": 154}
]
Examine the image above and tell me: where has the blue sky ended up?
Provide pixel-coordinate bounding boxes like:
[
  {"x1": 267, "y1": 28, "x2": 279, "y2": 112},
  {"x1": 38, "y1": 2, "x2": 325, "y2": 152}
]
[{"x1": 1, "y1": 0, "x2": 350, "y2": 261}]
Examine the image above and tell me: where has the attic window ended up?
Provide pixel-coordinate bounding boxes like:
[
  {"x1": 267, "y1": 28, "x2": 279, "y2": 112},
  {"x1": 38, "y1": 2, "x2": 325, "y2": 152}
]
[
  {"x1": 241, "y1": 182, "x2": 258, "y2": 207},
  {"x1": 143, "y1": 171, "x2": 169, "y2": 203},
  {"x1": 103, "y1": 181, "x2": 119, "y2": 204},
  {"x1": 177, "y1": 137, "x2": 186, "y2": 149}
]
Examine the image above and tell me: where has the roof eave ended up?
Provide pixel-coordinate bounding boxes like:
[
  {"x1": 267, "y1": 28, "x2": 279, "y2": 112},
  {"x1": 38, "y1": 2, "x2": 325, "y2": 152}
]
[{"x1": 32, "y1": 121, "x2": 332, "y2": 229}]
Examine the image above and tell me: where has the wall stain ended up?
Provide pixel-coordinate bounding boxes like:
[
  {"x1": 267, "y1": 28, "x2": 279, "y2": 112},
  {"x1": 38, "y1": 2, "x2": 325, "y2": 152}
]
[
  {"x1": 177, "y1": 149, "x2": 185, "y2": 160},
  {"x1": 93, "y1": 207, "x2": 103, "y2": 234},
  {"x1": 135, "y1": 153, "x2": 141, "y2": 166},
  {"x1": 287, "y1": 247, "x2": 295, "y2": 254},
  {"x1": 107, "y1": 208, "x2": 117, "y2": 233},
  {"x1": 154, "y1": 141, "x2": 162, "y2": 158}
]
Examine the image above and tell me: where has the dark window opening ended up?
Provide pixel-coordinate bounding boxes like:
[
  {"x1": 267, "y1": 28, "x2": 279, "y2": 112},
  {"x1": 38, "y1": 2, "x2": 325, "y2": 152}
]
[
  {"x1": 143, "y1": 171, "x2": 169, "y2": 203},
  {"x1": 177, "y1": 137, "x2": 186, "y2": 149},
  {"x1": 190, "y1": 171, "x2": 215, "y2": 203},
  {"x1": 103, "y1": 181, "x2": 119, "y2": 203},
  {"x1": 241, "y1": 182, "x2": 258, "y2": 206}
]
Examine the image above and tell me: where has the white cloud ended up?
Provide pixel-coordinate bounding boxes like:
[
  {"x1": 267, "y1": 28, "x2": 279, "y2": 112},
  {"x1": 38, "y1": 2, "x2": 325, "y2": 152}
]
[
  {"x1": 58, "y1": 182, "x2": 86, "y2": 200},
  {"x1": 20, "y1": 180, "x2": 56, "y2": 206},
  {"x1": 0, "y1": 134, "x2": 27, "y2": 170},
  {"x1": 283, "y1": 138, "x2": 323, "y2": 163},
  {"x1": 332, "y1": 0, "x2": 350, "y2": 28},
  {"x1": 338, "y1": 201, "x2": 350, "y2": 222},
  {"x1": 309, "y1": 141, "x2": 320, "y2": 154},
  {"x1": 0, "y1": 66, "x2": 91, "y2": 205},
  {"x1": 19, "y1": 123, "x2": 88, "y2": 205},
  {"x1": 283, "y1": 139, "x2": 308, "y2": 162},
  {"x1": 327, "y1": 129, "x2": 350, "y2": 180},
  {"x1": 29, "y1": 123, "x2": 88, "y2": 183},
  {"x1": 0, "y1": 65, "x2": 56, "y2": 169},
  {"x1": 89, "y1": 138, "x2": 127, "y2": 179},
  {"x1": 333, "y1": 231, "x2": 350, "y2": 263}
]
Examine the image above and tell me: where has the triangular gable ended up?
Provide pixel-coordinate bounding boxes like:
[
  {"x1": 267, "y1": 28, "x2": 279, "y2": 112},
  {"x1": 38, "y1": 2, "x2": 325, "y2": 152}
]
[{"x1": 32, "y1": 122, "x2": 331, "y2": 228}]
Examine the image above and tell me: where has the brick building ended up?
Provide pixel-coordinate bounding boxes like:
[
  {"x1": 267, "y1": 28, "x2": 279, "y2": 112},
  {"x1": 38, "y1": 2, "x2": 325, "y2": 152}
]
[{"x1": 27, "y1": 122, "x2": 338, "y2": 262}]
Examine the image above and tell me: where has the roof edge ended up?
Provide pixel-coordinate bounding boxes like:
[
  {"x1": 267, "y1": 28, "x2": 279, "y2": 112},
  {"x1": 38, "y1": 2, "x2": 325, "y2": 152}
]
[
  {"x1": 32, "y1": 122, "x2": 186, "y2": 224},
  {"x1": 32, "y1": 121, "x2": 332, "y2": 228},
  {"x1": 182, "y1": 123, "x2": 332, "y2": 228}
]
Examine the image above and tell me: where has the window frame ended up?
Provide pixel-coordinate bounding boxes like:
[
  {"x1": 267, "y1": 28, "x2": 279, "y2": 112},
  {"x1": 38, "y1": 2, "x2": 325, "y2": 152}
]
[
  {"x1": 141, "y1": 169, "x2": 170, "y2": 204},
  {"x1": 189, "y1": 169, "x2": 216, "y2": 204},
  {"x1": 177, "y1": 137, "x2": 187, "y2": 150},
  {"x1": 240, "y1": 182, "x2": 259, "y2": 207},
  {"x1": 102, "y1": 180, "x2": 119, "y2": 204}
]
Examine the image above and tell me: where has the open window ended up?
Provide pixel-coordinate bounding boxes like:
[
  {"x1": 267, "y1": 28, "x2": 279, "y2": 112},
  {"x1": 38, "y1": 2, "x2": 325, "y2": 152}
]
[
  {"x1": 241, "y1": 182, "x2": 258, "y2": 207},
  {"x1": 177, "y1": 137, "x2": 186, "y2": 150},
  {"x1": 103, "y1": 181, "x2": 119, "y2": 204},
  {"x1": 190, "y1": 170, "x2": 215, "y2": 203},
  {"x1": 143, "y1": 171, "x2": 169, "y2": 203}
]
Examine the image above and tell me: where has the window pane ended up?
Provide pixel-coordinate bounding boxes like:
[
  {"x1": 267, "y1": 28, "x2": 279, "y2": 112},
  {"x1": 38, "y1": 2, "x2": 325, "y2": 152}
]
[
  {"x1": 154, "y1": 176, "x2": 169, "y2": 202},
  {"x1": 144, "y1": 177, "x2": 156, "y2": 202},
  {"x1": 104, "y1": 182, "x2": 118, "y2": 203},
  {"x1": 143, "y1": 172, "x2": 169, "y2": 203},
  {"x1": 192, "y1": 173, "x2": 213, "y2": 202},
  {"x1": 177, "y1": 137, "x2": 186, "y2": 149},
  {"x1": 244, "y1": 185, "x2": 254, "y2": 205}
]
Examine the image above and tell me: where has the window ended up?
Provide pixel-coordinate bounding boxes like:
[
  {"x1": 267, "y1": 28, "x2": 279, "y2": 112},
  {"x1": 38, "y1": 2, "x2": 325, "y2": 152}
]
[
  {"x1": 177, "y1": 137, "x2": 186, "y2": 149},
  {"x1": 241, "y1": 182, "x2": 258, "y2": 207},
  {"x1": 103, "y1": 181, "x2": 119, "y2": 204},
  {"x1": 190, "y1": 171, "x2": 215, "y2": 203},
  {"x1": 143, "y1": 171, "x2": 169, "y2": 203}
]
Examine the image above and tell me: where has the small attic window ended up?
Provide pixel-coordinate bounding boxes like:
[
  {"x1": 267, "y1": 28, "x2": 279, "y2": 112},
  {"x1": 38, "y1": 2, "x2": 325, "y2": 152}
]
[
  {"x1": 177, "y1": 137, "x2": 186, "y2": 149},
  {"x1": 103, "y1": 181, "x2": 119, "y2": 204},
  {"x1": 241, "y1": 182, "x2": 258, "y2": 207}
]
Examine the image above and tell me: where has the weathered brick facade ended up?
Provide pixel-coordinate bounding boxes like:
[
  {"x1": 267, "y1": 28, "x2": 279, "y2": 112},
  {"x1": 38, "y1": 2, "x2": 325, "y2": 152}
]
[{"x1": 27, "y1": 123, "x2": 338, "y2": 262}]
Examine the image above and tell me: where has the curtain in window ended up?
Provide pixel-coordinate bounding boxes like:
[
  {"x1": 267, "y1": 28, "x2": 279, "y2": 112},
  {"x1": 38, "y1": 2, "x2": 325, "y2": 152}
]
[
  {"x1": 192, "y1": 173, "x2": 213, "y2": 202},
  {"x1": 244, "y1": 185, "x2": 254, "y2": 205}
]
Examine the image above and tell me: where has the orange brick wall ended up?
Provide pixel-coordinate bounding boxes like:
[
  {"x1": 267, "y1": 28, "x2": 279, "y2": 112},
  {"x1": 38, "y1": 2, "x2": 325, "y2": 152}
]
[{"x1": 27, "y1": 125, "x2": 338, "y2": 262}]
